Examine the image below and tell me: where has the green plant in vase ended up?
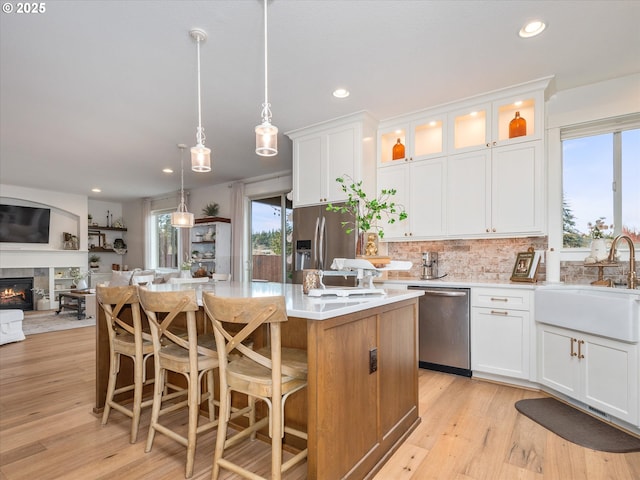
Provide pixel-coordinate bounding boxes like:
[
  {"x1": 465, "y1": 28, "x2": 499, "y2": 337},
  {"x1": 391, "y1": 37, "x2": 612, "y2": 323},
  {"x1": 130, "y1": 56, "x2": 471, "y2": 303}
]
[{"x1": 326, "y1": 175, "x2": 407, "y2": 255}]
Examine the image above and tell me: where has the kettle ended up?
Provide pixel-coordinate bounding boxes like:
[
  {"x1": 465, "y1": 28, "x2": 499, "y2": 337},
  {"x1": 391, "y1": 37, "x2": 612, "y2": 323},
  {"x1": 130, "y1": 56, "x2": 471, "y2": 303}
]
[{"x1": 420, "y1": 252, "x2": 438, "y2": 280}]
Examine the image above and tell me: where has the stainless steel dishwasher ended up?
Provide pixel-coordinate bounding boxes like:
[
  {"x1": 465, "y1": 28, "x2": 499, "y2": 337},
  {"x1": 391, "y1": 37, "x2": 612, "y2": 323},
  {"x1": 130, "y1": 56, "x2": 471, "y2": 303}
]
[{"x1": 408, "y1": 286, "x2": 471, "y2": 377}]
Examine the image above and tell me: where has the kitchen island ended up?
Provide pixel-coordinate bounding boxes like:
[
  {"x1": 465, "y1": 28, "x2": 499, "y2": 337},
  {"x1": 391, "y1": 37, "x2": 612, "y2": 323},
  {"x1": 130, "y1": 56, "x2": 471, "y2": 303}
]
[{"x1": 95, "y1": 282, "x2": 423, "y2": 480}]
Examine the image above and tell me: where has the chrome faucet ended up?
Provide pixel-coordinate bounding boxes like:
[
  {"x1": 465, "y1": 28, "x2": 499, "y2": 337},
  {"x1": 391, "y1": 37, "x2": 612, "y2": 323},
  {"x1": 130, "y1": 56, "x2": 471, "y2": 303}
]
[{"x1": 608, "y1": 234, "x2": 637, "y2": 289}]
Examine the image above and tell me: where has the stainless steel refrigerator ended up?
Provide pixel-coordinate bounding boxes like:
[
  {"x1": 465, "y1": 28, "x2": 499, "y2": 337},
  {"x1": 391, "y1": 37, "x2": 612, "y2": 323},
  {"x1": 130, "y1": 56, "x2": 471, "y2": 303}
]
[{"x1": 292, "y1": 203, "x2": 357, "y2": 286}]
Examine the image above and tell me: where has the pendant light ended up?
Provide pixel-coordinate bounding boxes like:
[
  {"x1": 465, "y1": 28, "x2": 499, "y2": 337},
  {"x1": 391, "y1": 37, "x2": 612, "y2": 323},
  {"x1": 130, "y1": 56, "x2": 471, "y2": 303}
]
[
  {"x1": 190, "y1": 28, "x2": 211, "y2": 172},
  {"x1": 171, "y1": 144, "x2": 195, "y2": 228},
  {"x1": 255, "y1": 0, "x2": 278, "y2": 157}
]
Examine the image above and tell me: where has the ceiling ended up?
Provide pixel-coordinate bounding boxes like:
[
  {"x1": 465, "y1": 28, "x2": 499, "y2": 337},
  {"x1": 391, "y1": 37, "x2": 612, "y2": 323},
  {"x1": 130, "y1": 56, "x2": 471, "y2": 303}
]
[{"x1": 1, "y1": 1, "x2": 639, "y2": 202}]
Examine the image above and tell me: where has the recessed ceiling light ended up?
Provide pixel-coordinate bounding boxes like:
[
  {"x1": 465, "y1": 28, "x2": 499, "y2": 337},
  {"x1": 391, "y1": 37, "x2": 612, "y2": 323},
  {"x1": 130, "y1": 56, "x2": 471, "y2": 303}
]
[
  {"x1": 91, "y1": 188, "x2": 101, "y2": 193},
  {"x1": 163, "y1": 168, "x2": 174, "y2": 173},
  {"x1": 519, "y1": 20, "x2": 546, "y2": 38},
  {"x1": 333, "y1": 88, "x2": 350, "y2": 98}
]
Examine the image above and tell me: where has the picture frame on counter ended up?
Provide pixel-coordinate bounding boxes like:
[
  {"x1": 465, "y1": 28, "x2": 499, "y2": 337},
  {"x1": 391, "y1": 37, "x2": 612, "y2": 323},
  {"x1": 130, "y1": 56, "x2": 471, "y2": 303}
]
[{"x1": 510, "y1": 247, "x2": 540, "y2": 283}]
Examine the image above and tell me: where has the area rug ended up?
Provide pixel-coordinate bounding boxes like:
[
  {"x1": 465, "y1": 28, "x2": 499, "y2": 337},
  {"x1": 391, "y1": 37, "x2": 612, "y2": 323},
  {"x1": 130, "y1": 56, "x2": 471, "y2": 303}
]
[
  {"x1": 21, "y1": 310, "x2": 96, "y2": 335},
  {"x1": 515, "y1": 397, "x2": 640, "y2": 453}
]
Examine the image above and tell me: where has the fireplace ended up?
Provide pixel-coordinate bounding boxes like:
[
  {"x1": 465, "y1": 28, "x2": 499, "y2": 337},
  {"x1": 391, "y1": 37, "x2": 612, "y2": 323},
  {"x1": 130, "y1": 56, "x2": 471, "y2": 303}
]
[{"x1": 0, "y1": 277, "x2": 34, "y2": 311}]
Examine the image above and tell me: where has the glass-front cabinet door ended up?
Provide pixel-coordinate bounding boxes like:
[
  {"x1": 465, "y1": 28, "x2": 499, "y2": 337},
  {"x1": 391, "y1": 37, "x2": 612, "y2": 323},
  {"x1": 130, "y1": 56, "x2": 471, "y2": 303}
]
[
  {"x1": 493, "y1": 93, "x2": 541, "y2": 144},
  {"x1": 378, "y1": 114, "x2": 445, "y2": 166},
  {"x1": 379, "y1": 124, "x2": 409, "y2": 165},
  {"x1": 448, "y1": 91, "x2": 543, "y2": 154},
  {"x1": 448, "y1": 103, "x2": 491, "y2": 154}
]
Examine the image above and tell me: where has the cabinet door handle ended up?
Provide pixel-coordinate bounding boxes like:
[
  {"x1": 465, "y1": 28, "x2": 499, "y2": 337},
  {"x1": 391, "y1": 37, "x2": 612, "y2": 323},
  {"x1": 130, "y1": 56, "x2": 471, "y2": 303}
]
[
  {"x1": 490, "y1": 310, "x2": 508, "y2": 316},
  {"x1": 486, "y1": 143, "x2": 491, "y2": 148},
  {"x1": 578, "y1": 339, "x2": 585, "y2": 359},
  {"x1": 490, "y1": 297, "x2": 508, "y2": 302},
  {"x1": 492, "y1": 141, "x2": 497, "y2": 147},
  {"x1": 570, "y1": 338, "x2": 577, "y2": 357},
  {"x1": 492, "y1": 228, "x2": 496, "y2": 232}
]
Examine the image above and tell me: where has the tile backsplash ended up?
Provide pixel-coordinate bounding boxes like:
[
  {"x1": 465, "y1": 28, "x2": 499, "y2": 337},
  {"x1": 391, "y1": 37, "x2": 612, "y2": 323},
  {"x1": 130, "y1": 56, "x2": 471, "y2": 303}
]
[
  {"x1": 383, "y1": 237, "x2": 548, "y2": 282},
  {"x1": 382, "y1": 237, "x2": 632, "y2": 286}
]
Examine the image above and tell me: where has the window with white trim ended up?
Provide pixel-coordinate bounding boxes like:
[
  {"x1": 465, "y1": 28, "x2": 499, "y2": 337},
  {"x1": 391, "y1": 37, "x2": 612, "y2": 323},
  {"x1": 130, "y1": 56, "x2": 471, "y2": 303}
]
[{"x1": 562, "y1": 115, "x2": 639, "y2": 249}]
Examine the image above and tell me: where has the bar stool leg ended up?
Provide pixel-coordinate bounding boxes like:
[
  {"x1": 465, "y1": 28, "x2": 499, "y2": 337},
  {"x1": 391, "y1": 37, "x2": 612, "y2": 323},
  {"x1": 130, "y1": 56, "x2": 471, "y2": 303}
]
[{"x1": 101, "y1": 351, "x2": 119, "y2": 426}]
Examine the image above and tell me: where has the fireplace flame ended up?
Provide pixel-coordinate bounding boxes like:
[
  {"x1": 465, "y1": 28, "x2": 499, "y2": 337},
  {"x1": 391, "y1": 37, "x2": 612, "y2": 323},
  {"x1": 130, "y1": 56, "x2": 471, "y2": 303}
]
[{"x1": 1, "y1": 288, "x2": 27, "y2": 302}]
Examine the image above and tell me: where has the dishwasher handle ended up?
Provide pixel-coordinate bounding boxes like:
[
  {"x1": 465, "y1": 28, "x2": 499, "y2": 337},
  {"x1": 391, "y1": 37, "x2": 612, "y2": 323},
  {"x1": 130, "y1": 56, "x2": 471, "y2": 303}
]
[{"x1": 409, "y1": 287, "x2": 468, "y2": 297}]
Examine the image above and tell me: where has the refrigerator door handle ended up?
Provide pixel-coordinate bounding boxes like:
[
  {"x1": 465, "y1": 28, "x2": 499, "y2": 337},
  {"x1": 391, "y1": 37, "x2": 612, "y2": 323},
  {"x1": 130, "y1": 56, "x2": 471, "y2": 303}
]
[
  {"x1": 313, "y1": 216, "x2": 320, "y2": 267},
  {"x1": 318, "y1": 216, "x2": 326, "y2": 270}
]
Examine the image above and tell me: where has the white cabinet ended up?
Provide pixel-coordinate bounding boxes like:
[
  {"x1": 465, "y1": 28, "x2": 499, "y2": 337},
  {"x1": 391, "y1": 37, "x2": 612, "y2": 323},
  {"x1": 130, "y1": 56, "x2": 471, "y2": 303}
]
[
  {"x1": 377, "y1": 157, "x2": 446, "y2": 239},
  {"x1": 448, "y1": 88, "x2": 544, "y2": 155},
  {"x1": 471, "y1": 287, "x2": 533, "y2": 380},
  {"x1": 378, "y1": 110, "x2": 446, "y2": 166},
  {"x1": 190, "y1": 220, "x2": 231, "y2": 276},
  {"x1": 538, "y1": 324, "x2": 638, "y2": 425},
  {"x1": 375, "y1": 77, "x2": 551, "y2": 241},
  {"x1": 287, "y1": 112, "x2": 377, "y2": 207},
  {"x1": 447, "y1": 140, "x2": 544, "y2": 237}
]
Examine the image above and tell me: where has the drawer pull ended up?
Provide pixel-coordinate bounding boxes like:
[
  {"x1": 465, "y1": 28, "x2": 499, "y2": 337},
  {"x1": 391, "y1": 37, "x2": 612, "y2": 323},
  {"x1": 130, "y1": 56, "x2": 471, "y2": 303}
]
[
  {"x1": 490, "y1": 310, "x2": 508, "y2": 316},
  {"x1": 570, "y1": 338, "x2": 577, "y2": 357},
  {"x1": 490, "y1": 297, "x2": 509, "y2": 302},
  {"x1": 578, "y1": 339, "x2": 585, "y2": 359}
]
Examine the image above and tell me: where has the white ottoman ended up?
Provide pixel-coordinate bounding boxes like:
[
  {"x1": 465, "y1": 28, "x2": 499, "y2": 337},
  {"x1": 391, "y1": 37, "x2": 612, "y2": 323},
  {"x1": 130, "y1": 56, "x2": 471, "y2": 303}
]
[{"x1": 0, "y1": 309, "x2": 26, "y2": 345}]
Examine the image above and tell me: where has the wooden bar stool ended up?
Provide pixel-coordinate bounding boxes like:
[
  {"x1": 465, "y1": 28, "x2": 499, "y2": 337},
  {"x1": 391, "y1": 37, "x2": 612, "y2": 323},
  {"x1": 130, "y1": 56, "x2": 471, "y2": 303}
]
[
  {"x1": 202, "y1": 293, "x2": 308, "y2": 480},
  {"x1": 96, "y1": 285, "x2": 154, "y2": 443},
  {"x1": 137, "y1": 287, "x2": 218, "y2": 479}
]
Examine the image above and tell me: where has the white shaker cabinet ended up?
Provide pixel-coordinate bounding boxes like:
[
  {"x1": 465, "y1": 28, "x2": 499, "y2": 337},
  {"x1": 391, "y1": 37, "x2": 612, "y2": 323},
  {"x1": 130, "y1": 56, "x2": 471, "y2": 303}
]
[
  {"x1": 538, "y1": 323, "x2": 638, "y2": 425},
  {"x1": 447, "y1": 140, "x2": 543, "y2": 237},
  {"x1": 376, "y1": 157, "x2": 446, "y2": 240},
  {"x1": 287, "y1": 112, "x2": 377, "y2": 208},
  {"x1": 471, "y1": 287, "x2": 533, "y2": 381}
]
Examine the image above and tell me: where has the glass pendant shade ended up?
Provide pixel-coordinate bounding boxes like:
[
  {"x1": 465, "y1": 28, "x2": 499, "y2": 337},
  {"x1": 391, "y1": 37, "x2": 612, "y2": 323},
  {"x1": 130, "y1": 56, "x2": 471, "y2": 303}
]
[
  {"x1": 190, "y1": 28, "x2": 211, "y2": 173},
  {"x1": 171, "y1": 144, "x2": 195, "y2": 229},
  {"x1": 256, "y1": 0, "x2": 278, "y2": 157},
  {"x1": 255, "y1": 122, "x2": 278, "y2": 157},
  {"x1": 171, "y1": 210, "x2": 194, "y2": 228},
  {"x1": 191, "y1": 144, "x2": 211, "y2": 172}
]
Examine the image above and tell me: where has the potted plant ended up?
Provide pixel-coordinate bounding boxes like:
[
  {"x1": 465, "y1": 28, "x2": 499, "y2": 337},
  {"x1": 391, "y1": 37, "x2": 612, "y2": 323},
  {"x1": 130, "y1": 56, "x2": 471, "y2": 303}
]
[
  {"x1": 180, "y1": 256, "x2": 193, "y2": 278},
  {"x1": 201, "y1": 202, "x2": 219, "y2": 218},
  {"x1": 70, "y1": 268, "x2": 89, "y2": 290},
  {"x1": 326, "y1": 175, "x2": 407, "y2": 255},
  {"x1": 89, "y1": 254, "x2": 101, "y2": 269},
  {"x1": 586, "y1": 217, "x2": 613, "y2": 262}
]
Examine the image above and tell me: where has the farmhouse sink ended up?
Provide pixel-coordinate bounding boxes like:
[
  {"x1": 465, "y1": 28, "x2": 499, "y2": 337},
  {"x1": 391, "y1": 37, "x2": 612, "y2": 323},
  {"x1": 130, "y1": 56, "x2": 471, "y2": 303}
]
[{"x1": 535, "y1": 285, "x2": 640, "y2": 343}]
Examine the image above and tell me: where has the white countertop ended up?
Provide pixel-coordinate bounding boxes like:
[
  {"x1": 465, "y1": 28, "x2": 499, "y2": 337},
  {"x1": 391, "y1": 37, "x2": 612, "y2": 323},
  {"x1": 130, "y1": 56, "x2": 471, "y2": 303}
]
[{"x1": 144, "y1": 281, "x2": 424, "y2": 321}]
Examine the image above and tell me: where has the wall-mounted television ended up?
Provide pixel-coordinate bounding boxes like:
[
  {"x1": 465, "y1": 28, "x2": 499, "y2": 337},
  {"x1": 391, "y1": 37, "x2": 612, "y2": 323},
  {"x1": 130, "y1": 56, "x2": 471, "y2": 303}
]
[{"x1": 0, "y1": 204, "x2": 51, "y2": 243}]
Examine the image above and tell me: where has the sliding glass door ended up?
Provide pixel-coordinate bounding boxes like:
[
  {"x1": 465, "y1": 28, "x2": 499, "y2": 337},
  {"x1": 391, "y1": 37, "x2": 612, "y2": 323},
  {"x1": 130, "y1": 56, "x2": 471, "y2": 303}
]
[{"x1": 250, "y1": 195, "x2": 292, "y2": 283}]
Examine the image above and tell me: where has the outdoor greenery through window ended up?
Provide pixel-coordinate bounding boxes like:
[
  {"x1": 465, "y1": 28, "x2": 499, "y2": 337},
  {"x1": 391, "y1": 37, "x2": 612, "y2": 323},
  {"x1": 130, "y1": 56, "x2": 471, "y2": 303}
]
[
  {"x1": 151, "y1": 210, "x2": 178, "y2": 268},
  {"x1": 562, "y1": 121, "x2": 639, "y2": 248},
  {"x1": 251, "y1": 195, "x2": 292, "y2": 283}
]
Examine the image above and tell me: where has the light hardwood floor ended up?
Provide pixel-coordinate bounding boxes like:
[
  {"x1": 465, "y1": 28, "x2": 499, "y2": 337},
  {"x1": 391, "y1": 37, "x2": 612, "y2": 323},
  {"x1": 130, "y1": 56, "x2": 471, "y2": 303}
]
[{"x1": 1, "y1": 326, "x2": 639, "y2": 480}]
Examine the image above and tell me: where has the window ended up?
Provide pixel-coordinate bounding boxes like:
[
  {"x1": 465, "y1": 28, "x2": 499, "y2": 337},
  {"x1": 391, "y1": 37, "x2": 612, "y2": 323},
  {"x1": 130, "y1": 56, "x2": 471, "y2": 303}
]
[
  {"x1": 149, "y1": 210, "x2": 179, "y2": 268},
  {"x1": 562, "y1": 117, "x2": 639, "y2": 248}
]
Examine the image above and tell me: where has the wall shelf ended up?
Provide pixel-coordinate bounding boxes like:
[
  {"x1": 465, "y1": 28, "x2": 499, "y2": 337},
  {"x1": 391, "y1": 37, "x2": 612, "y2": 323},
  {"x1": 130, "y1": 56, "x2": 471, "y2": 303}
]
[{"x1": 88, "y1": 225, "x2": 127, "y2": 232}]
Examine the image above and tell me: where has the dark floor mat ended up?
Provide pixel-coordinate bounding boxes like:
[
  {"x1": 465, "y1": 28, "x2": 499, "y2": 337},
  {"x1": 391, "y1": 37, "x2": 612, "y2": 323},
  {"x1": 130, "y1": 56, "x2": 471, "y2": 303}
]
[{"x1": 515, "y1": 397, "x2": 640, "y2": 453}]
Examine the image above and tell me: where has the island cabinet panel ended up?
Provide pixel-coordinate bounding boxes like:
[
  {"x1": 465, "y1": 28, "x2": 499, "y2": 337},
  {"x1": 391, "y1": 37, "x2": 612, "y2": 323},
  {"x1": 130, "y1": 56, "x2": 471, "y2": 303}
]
[
  {"x1": 302, "y1": 298, "x2": 420, "y2": 480},
  {"x1": 379, "y1": 303, "x2": 419, "y2": 438}
]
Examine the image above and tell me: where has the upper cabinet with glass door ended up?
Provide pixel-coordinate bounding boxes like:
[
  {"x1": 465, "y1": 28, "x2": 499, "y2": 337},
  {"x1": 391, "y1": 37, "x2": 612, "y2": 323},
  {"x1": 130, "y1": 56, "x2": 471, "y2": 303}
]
[
  {"x1": 449, "y1": 78, "x2": 549, "y2": 154},
  {"x1": 378, "y1": 109, "x2": 447, "y2": 166}
]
